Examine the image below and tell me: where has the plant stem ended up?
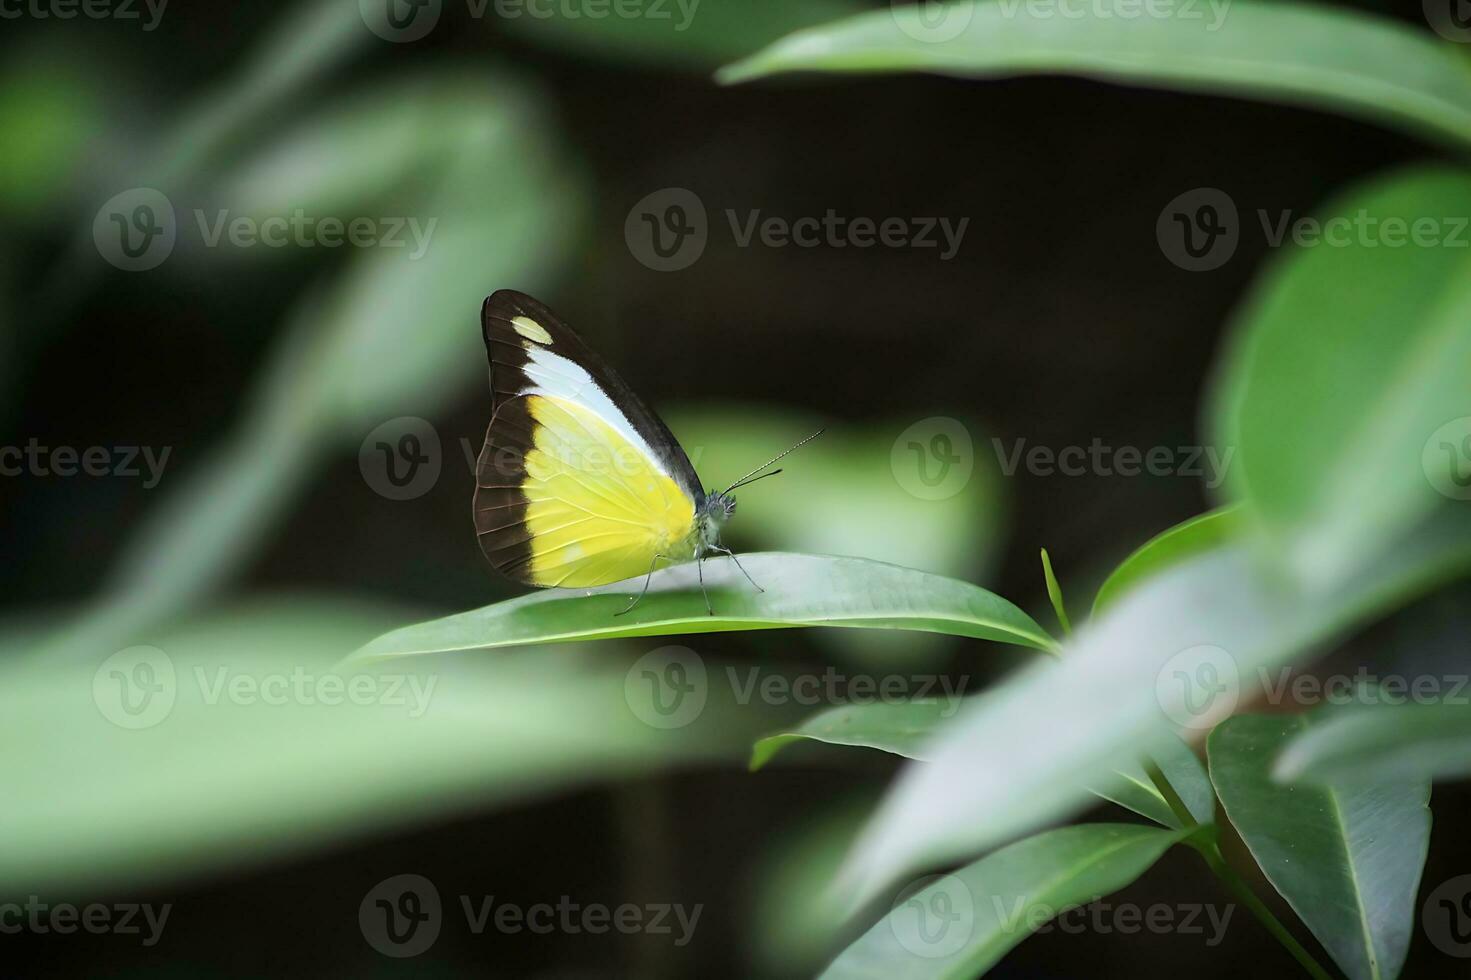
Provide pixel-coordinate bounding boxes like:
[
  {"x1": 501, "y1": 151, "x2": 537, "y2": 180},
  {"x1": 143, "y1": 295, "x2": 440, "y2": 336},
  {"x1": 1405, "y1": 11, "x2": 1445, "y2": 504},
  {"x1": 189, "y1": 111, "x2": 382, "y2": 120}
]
[
  {"x1": 1145, "y1": 760, "x2": 1333, "y2": 979},
  {"x1": 1190, "y1": 837, "x2": 1335, "y2": 980}
]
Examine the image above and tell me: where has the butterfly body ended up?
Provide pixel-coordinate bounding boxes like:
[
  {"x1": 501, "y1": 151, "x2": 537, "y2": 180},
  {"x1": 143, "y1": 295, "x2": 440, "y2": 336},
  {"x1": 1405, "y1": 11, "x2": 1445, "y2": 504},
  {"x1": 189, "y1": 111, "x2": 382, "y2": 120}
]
[{"x1": 474, "y1": 291, "x2": 737, "y2": 595}]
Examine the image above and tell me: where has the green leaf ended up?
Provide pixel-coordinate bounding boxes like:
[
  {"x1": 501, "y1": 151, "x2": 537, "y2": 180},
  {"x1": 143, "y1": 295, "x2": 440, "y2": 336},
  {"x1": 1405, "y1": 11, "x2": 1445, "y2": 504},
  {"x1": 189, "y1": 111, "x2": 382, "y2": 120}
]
[
  {"x1": 718, "y1": 1, "x2": 1471, "y2": 153},
  {"x1": 498, "y1": 0, "x2": 865, "y2": 70},
  {"x1": 350, "y1": 554, "x2": 1058, "y2": 663},
  {"x1": 750, "y1": 698, "x2": 959, "y2": 771},
  {"x1": 1276, "y1": 701, "x2": 1471, "y2": 785},
  {"x1": 1040, "y1": 548, "x2": 1071, "y2": 635},
  {"x1": 1091, "y1": 734, "x2": 1215, "y2": 830},
  {"x1": 1210, "y1": 167, "x2": 1471, "y2": 588},
  {"x1": 831, "y1": 504, "x2": 1471, "y2": 907},
  {"x1": 1092, "y1": 507, "x2": 1242, "y2": 617},
  {"x1": 819, "y1": 824, "x2": 1188, "y2": 980},
  {"x1": 1209, "y1": 714, "x2": 1431, "y2": 980},
  {"x1": 0, "y1": 600, "x2": 758, "y2": 896}
]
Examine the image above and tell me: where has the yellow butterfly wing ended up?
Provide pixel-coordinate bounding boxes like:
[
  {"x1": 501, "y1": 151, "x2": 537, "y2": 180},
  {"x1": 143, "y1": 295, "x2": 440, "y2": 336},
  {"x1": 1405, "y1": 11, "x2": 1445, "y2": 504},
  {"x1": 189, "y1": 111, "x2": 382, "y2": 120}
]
[{"x1": 474, "y1": 292, "x2": 704, "y2": 588}]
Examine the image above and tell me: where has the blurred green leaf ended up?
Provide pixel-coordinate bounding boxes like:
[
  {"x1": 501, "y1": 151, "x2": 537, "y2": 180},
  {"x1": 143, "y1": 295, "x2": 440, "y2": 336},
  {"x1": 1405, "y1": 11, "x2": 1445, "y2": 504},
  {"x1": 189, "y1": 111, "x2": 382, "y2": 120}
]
[
  {"x1": 750, "y1": 698, "x2": 959, "y2": 771},
  {"x1": 1210, "y1": 167, "x2": 1471, "y2": 589},
  {"x1": 719, "y1": 1, "x2": 1471, "y2": 152},
  {"x1": 750, "y1": 699, "x2": 1215, "y2": 831},
  {"x1": 41, "y1": 72, "x2": 582, "y2": 662},
  {"x1": 1092, "y1": 507, "x2": 1242, "y2": 617},
  {"x1": 819, "y1": 824, "x2": 1188, "y2": 980},
  {"x1": 0, "y1": 51, "x2": 100, "y2": 216},
  {"x1": 1275, "y1": 701, "x2": 1471, "y2": 785},
  {"x1": 498, "y1": 0, "x2": 865, "y2": 70},
  {"x1": 750, "y1": 794, "x2": 878, "y2": 974},
  {"x1": 1209, "y1": 714, "x2": 1430, "y2": 980},
  {"x1": 1091, "y1": 734, "x2": 1215, "y2": 830},
  {"x1": 0, "y1": 599, "x2": 754, "y2": 897},
  {"x1": 351, "y1": 554, "x2": 1057, "y2": 662},
  {"x1": 830, "y1": 504, "x2": 1471, "y2": 907}
]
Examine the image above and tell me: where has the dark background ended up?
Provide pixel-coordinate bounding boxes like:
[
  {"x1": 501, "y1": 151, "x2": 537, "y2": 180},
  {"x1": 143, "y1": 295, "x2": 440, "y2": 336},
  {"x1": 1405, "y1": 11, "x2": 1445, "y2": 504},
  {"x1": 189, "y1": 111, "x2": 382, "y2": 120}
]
[{"x1": 4, "y1": 1, "x2": 1468, "y2": 976}]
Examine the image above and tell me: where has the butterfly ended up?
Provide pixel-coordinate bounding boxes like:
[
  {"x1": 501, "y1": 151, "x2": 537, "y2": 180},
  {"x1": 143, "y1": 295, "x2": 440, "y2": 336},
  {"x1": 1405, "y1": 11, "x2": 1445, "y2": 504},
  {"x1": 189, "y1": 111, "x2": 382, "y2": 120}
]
[{"x1": 473, "y1": 290, "x2": 820, "y2": 614}]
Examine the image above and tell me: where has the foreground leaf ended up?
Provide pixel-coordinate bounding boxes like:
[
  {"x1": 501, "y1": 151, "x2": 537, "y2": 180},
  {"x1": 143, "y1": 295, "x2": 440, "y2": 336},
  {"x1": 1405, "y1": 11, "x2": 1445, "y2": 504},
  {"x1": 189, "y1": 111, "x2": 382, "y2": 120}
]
[
  {"x1": 832, "y1": 505, "x2": 1471, "y2": 907},
  {"x1": 350, "y1": 554, "x2": 1057, "y2": 663},
  {"x1": 1210, "y1": 167, "x2": 1471, "y2": 587},
  {"x1": 1275, "y1": 701, "x2": 1471, "y2": 786},
  {"x1": 719, "y1": 1, "x2": 1471, "y2": 152},
  {"x1": 0, "y1": 600, "x2": 757, "y2": 896},
  {"x1": 819, "y1": 824, "x2": 1187, "y2": 979},
  {"x1": 1092, "y1": 507, "x2": 1241, "y2": 617},
  {"x1": 1209, "y1": 715, "x2": 1431, "y2": 980}
]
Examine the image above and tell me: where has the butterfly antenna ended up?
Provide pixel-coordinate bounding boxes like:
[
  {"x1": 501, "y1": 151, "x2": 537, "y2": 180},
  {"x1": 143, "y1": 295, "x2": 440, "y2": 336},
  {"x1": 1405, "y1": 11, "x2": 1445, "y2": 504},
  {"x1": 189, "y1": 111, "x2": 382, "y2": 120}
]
[{"x1": 721, "y1": 428, "x2": 825, "y2": 494}]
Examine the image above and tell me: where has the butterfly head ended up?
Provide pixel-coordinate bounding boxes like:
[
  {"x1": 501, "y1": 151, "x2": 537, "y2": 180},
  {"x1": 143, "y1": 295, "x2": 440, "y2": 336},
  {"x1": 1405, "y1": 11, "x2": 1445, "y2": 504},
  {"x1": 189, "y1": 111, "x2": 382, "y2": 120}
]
[{"x1": 696, "y1": 491, "x2": 736, "y2": 550}]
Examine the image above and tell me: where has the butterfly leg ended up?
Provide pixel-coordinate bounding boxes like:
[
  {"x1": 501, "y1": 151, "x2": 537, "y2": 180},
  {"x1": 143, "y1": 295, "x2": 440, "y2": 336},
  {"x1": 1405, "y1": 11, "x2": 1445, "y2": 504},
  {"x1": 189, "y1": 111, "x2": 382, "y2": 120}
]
[
  {"x1": 615, "y1": 553, "x2": 668, "y2": 617},
  {"x1": 711, "y1": 546, "x2": 763, "y2": 593},
  {"x1": 698, "y1": 555, "x2": 713, "y2": 616}
]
